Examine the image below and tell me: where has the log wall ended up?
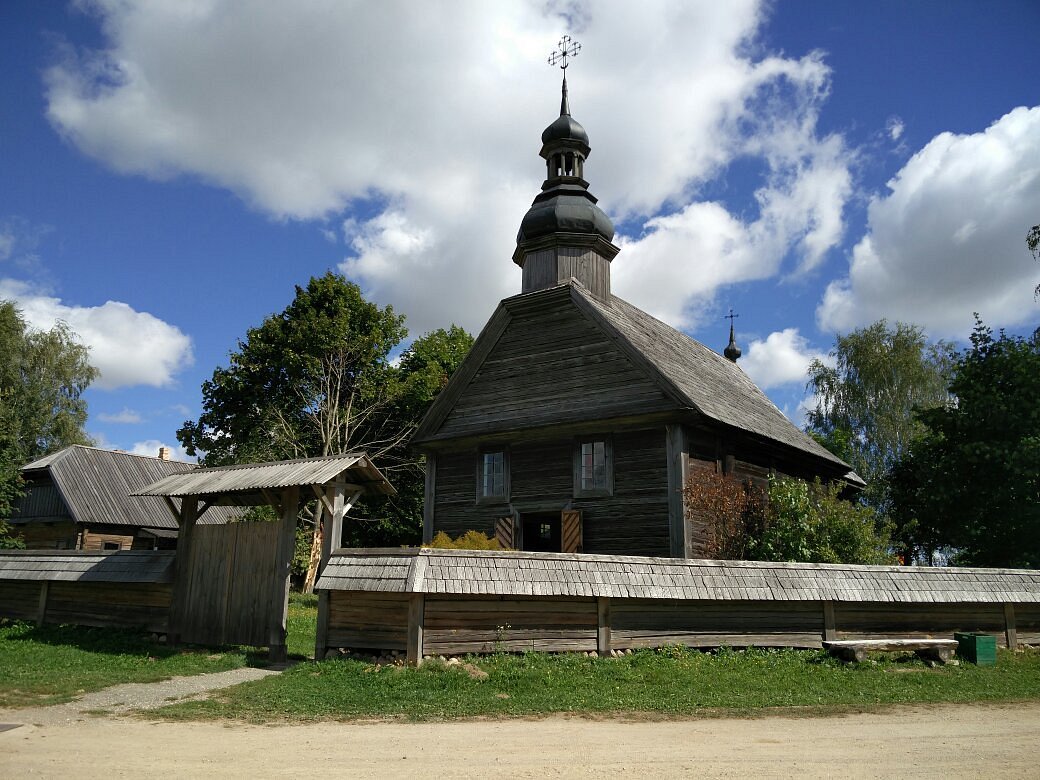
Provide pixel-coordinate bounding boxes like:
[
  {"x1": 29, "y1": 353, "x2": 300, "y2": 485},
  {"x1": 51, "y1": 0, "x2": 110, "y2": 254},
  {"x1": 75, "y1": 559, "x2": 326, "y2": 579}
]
[
  {"x1": 321, "y1": 591, "x2": 1039, "y2": 658},
  {"x1": 433, "y1": 428, "x2": 670, "y2": 556},
  {"x1": 0, "y1": 578, "x2": 171, "y2": 632}
]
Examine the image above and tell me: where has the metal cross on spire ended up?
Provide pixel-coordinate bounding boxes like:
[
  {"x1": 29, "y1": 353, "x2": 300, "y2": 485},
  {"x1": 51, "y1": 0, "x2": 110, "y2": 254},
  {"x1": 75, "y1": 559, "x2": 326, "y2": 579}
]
[
  {"x1": 724, "y1": 308, "x2": 740, "y2": 326},
  {"x1": 548, "y1": 35, "x2": 581, "y2": 70},
  {"x1": 723, "y1": 309, "x2": 742, "y2": 362}
]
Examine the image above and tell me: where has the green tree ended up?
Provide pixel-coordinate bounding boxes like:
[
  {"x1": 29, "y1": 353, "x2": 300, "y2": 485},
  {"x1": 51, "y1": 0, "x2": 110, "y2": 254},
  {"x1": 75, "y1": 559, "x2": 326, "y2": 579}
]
[
  {"x1": 890, "y1": 321, "x2": 1040, "y2": 568},
  {"x1": 1028, "y1": 222, "x2": 1040, "y2": 298},
  {"x1": 807, "y1": 321, "x2": 955, "y2": 515},
  {"x1": 176, "y1": 274, "x2": 471, "y2": 583},
  {"x1": 0, "y1": 301, "x2": 97, "y2": 520},
  {"x1": 752, "y1": 476, "x2": 896, "y2": 565}
]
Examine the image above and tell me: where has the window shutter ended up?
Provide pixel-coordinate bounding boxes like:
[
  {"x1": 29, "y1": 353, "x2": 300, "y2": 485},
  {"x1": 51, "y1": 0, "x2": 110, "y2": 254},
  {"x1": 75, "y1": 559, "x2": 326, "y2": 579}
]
[
  {"x1": 495, "y1": 516, "x2": 514, "y2": 550},
  {"x1": 561, "y1": 509, "x2": 583, "y2": 554}
]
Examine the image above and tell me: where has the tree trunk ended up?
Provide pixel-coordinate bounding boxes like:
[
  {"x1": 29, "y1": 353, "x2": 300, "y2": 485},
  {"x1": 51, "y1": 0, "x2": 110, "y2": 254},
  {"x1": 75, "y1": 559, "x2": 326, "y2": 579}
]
[{"x1": 303, "y1": 517, "x2": 324, "y2": 594}]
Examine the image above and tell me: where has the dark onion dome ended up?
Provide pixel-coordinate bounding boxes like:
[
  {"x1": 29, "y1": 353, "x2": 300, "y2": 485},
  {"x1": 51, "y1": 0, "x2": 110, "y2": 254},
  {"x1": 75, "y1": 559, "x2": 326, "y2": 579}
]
[
  {"x1": 724, "y1": 321, "x2": 742, "y2": 362},
  {"x1": 541, "y1": 113, "x2": 589, "y2": 146},
  {"x1": 517, "y1": 183, "x2": 614, "y2": 244}
]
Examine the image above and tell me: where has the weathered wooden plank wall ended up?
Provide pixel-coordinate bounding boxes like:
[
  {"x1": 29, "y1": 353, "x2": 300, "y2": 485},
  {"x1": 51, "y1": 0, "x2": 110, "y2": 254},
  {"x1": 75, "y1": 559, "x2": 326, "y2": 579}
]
[
  {"x1": 175, "y1": 522, "x2": 280, "y2": 647},
  {"x1": 433, "y1": 429, "x2": 670, "y2": 556},
  {"x1": 326, "y1": 591, "x2": 409, "y2": 651},
  {"x1": 320, "y1": 592, "x2": 1040, "y2": 658},
  {"x1": 0, "y1": 578, "x2": 170, "y2": 632},
  {"x1": 424, "y1": 595, "x2": 598, "y2": 654}
]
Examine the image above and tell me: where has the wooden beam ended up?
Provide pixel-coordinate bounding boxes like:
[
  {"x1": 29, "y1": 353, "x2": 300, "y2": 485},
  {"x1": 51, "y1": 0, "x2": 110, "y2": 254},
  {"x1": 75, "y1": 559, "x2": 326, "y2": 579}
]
[
  {"x1": 260, "y1": 488, "x2": 282, "y2": 514},
  {"x1": 168, "y1": 495, "x2": 199, "y2": 646},
  {"x1": 822, "y1": 601, "x2": 837, "y2": 642},
  {"x1": 597, "y1": 596, "x2": 611, "y2": 656},
  {"x1": 268, "y1": 485, "x2": 299, "y2": 663},
  {"x1": 406, "y1": 593, "x2": 425, "y2": 665},
  {"x1": 162, "y1": 496, "x2": 183, "y2": 524},
  {"x1": 36, "y1": 581, "x2": 49, "y2": 627},
  {"x1": 314, "y1": 480, "x2": 349, "y2": 661},
  {"x1": 422, "y1": 452, "x2": 436, "y2": 545},
  {"x1": 666, "y1": 424, "x2": 688, "y2": 558},
  {"x1": 1004, "y1": 603, "x2": 1018, "y2": 651},
  {"x1": 197, "y1": 499, "x2": 214, "y2": 520}
]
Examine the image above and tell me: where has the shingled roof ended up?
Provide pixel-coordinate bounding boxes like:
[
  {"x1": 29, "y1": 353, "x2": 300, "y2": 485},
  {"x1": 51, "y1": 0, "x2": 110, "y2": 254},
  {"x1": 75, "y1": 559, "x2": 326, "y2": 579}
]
[
  {"x1": 0, "y1": 550, "x2": 175, "y2": 583},
  {"x1": 316, "y1": 548, "x2": 1040, "y2": 604},
  {"x1": 414, "y1": 281, "x2": 854, "y2": 477},
  {"x1": 17, "y1": 445, "x2": 235, "y2": 529}
]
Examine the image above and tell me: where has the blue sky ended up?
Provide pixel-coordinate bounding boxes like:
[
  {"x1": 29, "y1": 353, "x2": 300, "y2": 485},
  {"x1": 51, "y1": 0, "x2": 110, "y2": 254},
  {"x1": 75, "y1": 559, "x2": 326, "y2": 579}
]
[{"x1": 2, "y1": 1, "x2": 1038, "y2": 462}]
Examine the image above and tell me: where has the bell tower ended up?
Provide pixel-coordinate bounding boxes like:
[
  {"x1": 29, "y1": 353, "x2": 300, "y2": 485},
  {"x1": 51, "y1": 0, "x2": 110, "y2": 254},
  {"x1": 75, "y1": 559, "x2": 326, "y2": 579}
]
[{"x1": 513, "y1": 37, "x2": 620, "y2": 299}]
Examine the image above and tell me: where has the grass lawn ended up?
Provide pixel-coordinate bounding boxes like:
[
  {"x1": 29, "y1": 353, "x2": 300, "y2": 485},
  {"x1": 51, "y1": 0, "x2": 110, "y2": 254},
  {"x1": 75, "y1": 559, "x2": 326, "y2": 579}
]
[
  {"x1": 155, "y1": 644, "x2": 1040, "y2": 723},
  {"x1": 0, "y1": 592, "x2": 318, "y2": 708}
]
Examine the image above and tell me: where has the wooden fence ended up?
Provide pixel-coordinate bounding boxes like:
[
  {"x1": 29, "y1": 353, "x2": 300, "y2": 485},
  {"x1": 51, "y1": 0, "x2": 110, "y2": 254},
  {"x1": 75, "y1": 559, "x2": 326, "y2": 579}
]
[{"x1": 315, "y1": 549, "x2": 1040, "y2": 662}]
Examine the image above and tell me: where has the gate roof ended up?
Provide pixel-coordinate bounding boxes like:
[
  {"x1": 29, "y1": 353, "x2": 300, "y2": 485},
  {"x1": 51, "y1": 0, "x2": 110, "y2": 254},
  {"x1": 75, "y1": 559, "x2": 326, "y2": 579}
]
[{"x1": 133, "y1": 452, "x2": 394, "y2": 506}]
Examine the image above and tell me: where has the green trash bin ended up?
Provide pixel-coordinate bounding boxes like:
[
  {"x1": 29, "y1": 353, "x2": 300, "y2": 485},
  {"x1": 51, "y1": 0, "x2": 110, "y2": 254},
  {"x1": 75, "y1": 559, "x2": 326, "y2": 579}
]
[{"x1": 954, "y1": 632, "x2": 997, "y2": 666}]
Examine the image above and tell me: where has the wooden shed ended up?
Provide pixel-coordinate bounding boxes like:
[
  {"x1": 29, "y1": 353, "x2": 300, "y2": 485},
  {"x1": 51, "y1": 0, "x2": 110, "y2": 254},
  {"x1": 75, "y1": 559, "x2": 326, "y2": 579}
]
[
  {"x1": 413, "y1": 76, "x2": 861, "y2": 558},
  {"x1": 8, "y1": 445, "x2": 237, "y2": 551}
]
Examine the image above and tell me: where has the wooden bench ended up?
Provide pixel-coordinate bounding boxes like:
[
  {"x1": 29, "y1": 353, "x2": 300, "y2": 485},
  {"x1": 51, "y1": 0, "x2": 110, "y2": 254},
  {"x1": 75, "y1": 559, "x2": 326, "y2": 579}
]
[{"x1": 823, "y1": 639, "x2": 959, "y2": 664}]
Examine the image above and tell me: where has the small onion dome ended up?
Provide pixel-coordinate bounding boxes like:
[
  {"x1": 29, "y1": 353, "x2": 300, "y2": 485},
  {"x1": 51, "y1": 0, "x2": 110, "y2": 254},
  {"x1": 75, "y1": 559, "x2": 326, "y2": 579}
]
[
  {"x1": 724, "y1": 323, "x2": 742, "y2": 362},
  {"x1": 517, "y1": 183, "x2": 615, "y2": 244},
  {"x1": 541, "y1": 113, "x2": 589, "y2": 147}
]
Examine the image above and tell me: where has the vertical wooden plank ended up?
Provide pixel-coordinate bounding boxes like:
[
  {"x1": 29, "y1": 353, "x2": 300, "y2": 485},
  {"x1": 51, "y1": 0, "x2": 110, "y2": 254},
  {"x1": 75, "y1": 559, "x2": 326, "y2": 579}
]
[
  {"x1": 1004, "y1": 603, "x2": 1018, "y2": 651},
  {"x1": 666, "y1": 424, "x2": 687, "y2": 558},
  {"x1": 423, "y1": 452, "x2": 436, "y2": 544},
  {"x1": 597, "y1": 596, "x2": 611, "y2": 655},
  {"x1": 36, "y1": 581, "x2": 49, "y2": 626},
  {"x1": 406, "y1": 593, "x2": 425, "y2": 665},
  {"x1": 823, "y1": 600, "x2": 836, "y2": 642},
  {"x1": 168, "y1": 495, "x2": 199, "y2": 646},
  {"x1": 268, "y1": 485, "x2": 299, "y2": 663}
]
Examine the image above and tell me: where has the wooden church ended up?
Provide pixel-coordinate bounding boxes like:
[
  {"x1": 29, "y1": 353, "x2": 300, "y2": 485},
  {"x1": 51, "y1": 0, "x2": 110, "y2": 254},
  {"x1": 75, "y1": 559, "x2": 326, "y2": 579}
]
[{"x1": 412, "y1": 68, "x2": 859, "y2": 559}]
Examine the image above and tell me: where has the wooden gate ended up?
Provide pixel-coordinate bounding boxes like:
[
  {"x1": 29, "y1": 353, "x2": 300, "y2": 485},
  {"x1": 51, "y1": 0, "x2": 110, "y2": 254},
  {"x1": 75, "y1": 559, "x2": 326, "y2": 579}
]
[{"x1": 172, "y1": 522, "x2": 281, "y2": 647}]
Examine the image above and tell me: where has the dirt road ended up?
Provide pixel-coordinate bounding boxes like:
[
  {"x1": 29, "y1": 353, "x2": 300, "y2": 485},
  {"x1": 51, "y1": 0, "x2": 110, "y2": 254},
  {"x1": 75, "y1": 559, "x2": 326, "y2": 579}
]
[{"x1": 1, "y1": 702, "x2": 1037, "y2": 778}]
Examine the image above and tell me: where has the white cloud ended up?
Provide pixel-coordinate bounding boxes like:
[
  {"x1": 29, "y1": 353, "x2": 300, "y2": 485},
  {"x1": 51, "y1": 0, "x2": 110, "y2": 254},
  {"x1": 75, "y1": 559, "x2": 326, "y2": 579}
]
[
  {"x1": 0, "y1": 279, "x2": 194, "y2": 390},
  {"x1": 43, "y1": 0, "x2": 854, "y2": 336},
  {"x1": 130, "y1": 439, "x2": 192, "y2": 462},
  {"x1": 97, "y1": 407, "x2": 143, "y2": 424},
  {"x1": 886, "y1": 116, "x2": 904, "y2": 141},
  {"x1": 740, "y1": 328, "x2": 828, "y2": 390},
  {"x1": 819, "y1": 105, "x2": 1040, "y2": 338}
]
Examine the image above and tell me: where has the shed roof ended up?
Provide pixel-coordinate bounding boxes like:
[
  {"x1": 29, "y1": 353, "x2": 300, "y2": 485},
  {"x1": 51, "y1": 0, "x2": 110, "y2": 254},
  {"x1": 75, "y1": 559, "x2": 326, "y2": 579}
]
[
  {"x1": 316, "y1": 548, "x2": 1040, "y2": 604},
  {"x1": 0, "y1": 550, "x2": 175, "y2": 583},
  {"x1": 134, "y1": 452, "x2": 395, "y2": 505},
  {"x1": 17, "y1": 445, "x2": 235, "y2": 529}
]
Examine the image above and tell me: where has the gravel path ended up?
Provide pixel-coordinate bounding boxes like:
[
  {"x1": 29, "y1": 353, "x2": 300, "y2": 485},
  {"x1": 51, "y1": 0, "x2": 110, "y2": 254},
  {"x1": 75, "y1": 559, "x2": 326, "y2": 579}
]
[
  {"x1": 1, "y1": 702, "x2": 1039, "y2": 778},
  {"x1": 0, "y1": 666, "x2": 281, "y2": 726}
]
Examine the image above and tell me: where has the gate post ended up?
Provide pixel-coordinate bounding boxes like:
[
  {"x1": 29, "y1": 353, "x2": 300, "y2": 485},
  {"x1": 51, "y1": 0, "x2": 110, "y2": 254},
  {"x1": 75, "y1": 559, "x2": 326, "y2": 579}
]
[
  {"x1": 314, "y1": 479, "x2": 346, "y2": 661},
  {"x1": 168, "y1": 495, "x2": 199, "y2": 646},
  {"x1": 268, "y1": 485, "x2": 299, "y2": 663}
]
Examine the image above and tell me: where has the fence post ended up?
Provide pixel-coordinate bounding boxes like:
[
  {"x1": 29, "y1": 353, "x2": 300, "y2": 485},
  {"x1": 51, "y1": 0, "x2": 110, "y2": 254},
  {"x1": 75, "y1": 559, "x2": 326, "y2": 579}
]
[
  {"x1": 1004, "y1": 603, "x2": 1018, "y2": 651},
  {"x1": 822, "y1": 601, "x2": 836, "y2": 642},
  {"x1": 314, "y1": 480, "x2": 346, "y2": 661},
  {"x1": 597, "y1": 597, "x2": 611, "y2": 655},
  {"x1": 168, "y1": 495, "x2": 199, "y2": 646},
  {"x1": 406, "y1": 593, "x2": 425, "y2": 665},
  {"x1": 36, "y1": 581, "x2": 49, "y2": 626},
  {"x1": 268, "y1": 485, "x2": 299, "y2": 663}
]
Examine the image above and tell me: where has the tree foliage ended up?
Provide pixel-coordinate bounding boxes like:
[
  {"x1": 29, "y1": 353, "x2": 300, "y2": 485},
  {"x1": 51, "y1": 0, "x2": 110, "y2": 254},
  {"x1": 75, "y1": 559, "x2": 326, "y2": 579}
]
[
  {"x1": 1028, "y1": 222, "x2": 1040, "y2": 298},
  {"x1": 806, "y1": 321, "x2": 955, "y2": 511},
  {"x1": 889, "y1": 320, "x2": 1040, "y2": 567},
  {"x1": 176, "y1": 273, "x2": 473, "y2": 562},
  {"x1": 683, "y1": 471, "x2": 895, "y2": 565},
  {"x1": 0, "y1": 301, "x2": 97, "y2": 520}
]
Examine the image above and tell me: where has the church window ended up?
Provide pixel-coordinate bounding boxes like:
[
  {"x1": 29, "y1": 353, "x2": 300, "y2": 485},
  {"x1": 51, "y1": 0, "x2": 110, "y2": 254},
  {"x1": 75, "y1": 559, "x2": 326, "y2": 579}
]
[
  {"x1": 574, "y1": 437, "x2": 612, "y2": 497},
  {"x1": 477, "y1": 449, "x2": 508, "y2": 503}
]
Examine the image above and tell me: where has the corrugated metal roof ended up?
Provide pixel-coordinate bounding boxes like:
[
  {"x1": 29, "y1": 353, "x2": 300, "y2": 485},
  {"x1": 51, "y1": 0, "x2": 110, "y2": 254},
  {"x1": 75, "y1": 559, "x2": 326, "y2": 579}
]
[
  {"x1": 15, "y1": 445, "x2": 235, "y2": 530},
  {"x1": 316, "y1": 548, "x2": 1040, "y2": 604},
  {"x1": 134, "y1": 452, "x2": 395, "y2": 499},
  {"x1": 0, "y1": 550, "x2": 175, "y2": 583}
]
